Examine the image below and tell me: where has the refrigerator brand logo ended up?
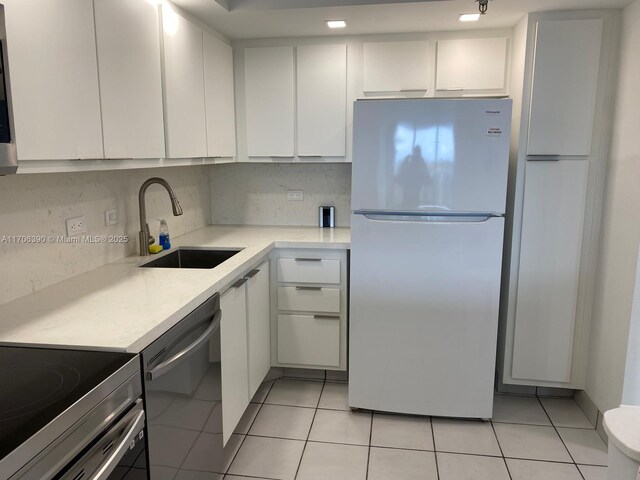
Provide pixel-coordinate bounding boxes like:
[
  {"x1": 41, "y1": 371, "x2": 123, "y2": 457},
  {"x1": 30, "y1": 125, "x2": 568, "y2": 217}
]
[
  {"x1": 487, "y1": 127, "x2": 503, "y2": 136},
  {"x1": 485, "y1": 110, "x2": 501, "y2": 115}
]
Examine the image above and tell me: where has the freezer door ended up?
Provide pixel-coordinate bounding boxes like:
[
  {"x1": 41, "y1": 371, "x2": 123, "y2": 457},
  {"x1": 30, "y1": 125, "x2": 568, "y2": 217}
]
[
  {"x1": 348, "y1": 213, "x2": 505, "y2": 418},
  {"x1": 352, "y1": 98, "x2": 512, "y2": 214}
]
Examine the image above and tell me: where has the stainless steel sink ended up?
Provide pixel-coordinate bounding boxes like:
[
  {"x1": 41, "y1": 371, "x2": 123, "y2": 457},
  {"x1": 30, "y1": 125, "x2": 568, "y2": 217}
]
[{"x1": 140, "y1": 248, "x2": 242, "y2": 269}]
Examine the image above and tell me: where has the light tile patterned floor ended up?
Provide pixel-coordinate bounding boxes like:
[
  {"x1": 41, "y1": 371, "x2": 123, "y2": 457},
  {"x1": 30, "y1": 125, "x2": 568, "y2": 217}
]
[{"x1": 213, "y1": 378, "x2": 619, "y2": 479}]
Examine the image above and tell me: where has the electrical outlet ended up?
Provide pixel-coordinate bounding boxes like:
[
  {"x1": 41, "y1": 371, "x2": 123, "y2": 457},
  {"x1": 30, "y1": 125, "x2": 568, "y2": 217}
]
[
  {"x1": 65, "y1": 216, "x2": 87, "y2": 236},
  {"x1": 105, "y1": 209, "x2": 118, "y2": 226},
  {"x1": 287, "y1": 190, "x2": 304, "y2": 201}
]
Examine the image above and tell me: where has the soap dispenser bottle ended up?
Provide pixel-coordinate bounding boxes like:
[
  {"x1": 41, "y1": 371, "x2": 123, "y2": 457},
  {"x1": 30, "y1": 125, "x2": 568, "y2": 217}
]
[{"x1": 158, "y1": 219, "x2": 171, "y2": 250}]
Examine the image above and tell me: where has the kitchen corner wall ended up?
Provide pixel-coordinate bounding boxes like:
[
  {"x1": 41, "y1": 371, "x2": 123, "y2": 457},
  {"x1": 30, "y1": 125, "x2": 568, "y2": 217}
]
[
  {"x1": 209, "y1": 163, "x2": 352, "y2": 227},
  {"x1": 0, "y1": 166, "x2": 211, "y2": 306},
  {"x1": 585, "y1": 0, "x2": 640, "y2": 413}
]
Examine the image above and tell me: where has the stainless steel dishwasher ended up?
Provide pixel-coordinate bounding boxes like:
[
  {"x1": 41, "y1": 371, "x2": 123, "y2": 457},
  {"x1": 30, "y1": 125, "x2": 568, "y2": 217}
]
[{"x1": 142, "y1": 293, "x2": 236, "y2": 478}]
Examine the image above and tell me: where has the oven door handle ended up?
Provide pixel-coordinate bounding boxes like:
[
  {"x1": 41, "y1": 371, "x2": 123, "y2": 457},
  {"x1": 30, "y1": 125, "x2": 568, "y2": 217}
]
[
  {"x1": 147, "y1": 310, "x2": 221, "y2": 381},
  {"x1": 90, "y1": 408, "x2": 146, "y2": 480}
]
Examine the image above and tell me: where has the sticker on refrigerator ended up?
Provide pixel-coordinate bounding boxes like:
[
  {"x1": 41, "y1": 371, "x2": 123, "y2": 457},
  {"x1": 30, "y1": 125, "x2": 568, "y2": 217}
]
[{"x1": 487, "y1": 127, "x2": 503, "y2": 137}]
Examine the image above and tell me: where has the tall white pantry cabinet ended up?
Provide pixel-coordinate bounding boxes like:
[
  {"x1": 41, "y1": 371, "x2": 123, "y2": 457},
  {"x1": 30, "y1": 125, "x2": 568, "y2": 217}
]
[{"x1": 498, "y1": 10, "x2": 619, "y2": 390}]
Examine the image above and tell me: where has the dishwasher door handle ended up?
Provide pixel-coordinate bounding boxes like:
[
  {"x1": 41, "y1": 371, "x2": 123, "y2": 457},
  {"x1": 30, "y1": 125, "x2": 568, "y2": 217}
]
[
  {"x1": 90, "y1": 407, "x2": 146, "y2": 480},
  {"x1": 147, "y1": 310, "x2": 221, "y2": 381}
]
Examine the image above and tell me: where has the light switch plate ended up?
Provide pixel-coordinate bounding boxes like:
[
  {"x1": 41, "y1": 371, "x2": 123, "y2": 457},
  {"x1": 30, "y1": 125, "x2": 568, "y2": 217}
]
[{"x1": 105, "y1": 209, "x2": 118, "y2": 226}]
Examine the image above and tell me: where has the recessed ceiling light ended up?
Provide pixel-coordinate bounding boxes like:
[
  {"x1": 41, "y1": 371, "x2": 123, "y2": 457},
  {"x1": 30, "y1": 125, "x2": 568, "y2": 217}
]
[
  {"x1": 326, "y1": 20, "x2": 347, "y2": 29},
  {"x1": 459, "y1": 13, "x2": 480, "y2": 22}
]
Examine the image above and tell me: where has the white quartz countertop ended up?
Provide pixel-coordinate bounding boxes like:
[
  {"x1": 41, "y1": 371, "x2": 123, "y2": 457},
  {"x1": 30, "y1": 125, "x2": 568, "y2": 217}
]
[{"x1": 0, "y1": 225, "x2": 350, "y2": 353}]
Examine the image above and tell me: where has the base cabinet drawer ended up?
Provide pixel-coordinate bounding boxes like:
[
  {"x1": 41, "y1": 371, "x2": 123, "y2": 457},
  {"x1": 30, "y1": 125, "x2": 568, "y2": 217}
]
[
  {"x1": 277, "y1": 314, "x2": 340, "y2": 367},
  {"x1": 277, "y1": 258, "x2": 340, "y2": 284},
  {"x1": 277, "y1": 286, "x2": 340, "y2": 313}
]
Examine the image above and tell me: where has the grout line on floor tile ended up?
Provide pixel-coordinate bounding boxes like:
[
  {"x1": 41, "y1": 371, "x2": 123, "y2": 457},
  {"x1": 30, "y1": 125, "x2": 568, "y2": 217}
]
[
  {"x1": 430, "y1": 416, "x2": 441, "y2": 480},
  {"x1": 537, "y1": 397, "x2": 580, "y2": 466},
  {"x1": 222, "y1": 435, "x2": 248, "y2": 475},
  {"x1": 262, "y1": 401, "x2": 318, "y2": 410},
  {"x1": 227, "y1": 381, "x2": 276, "y2": 475},
  {"x1": 293, "y1": 379, "x2": 326, "y2": 480},
  {"x1": 490, "y1": 420, "x2": 513, "y2": 480},
  {"x1": 365, "y1": 404, "x2": 373, "y2": 480}
]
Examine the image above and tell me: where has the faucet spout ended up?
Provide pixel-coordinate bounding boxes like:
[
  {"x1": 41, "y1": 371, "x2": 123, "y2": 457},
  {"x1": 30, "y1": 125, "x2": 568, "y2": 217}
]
[{"x1": 138, "y1": 177, "x2": 183, "y2": 256}]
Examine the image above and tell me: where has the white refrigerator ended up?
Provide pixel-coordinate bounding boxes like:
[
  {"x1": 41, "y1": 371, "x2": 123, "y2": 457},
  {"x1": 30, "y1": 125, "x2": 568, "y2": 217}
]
[{"x1": 348, "y1": 98, "x2": 512, "y2": 419}]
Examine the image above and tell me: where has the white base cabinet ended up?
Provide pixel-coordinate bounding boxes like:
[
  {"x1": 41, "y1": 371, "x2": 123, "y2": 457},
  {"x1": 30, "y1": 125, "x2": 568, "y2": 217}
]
[
  {"x1": 247, "y1": 262, "x2": 271, "y2": 398},
  {"x1": 220, "y1": 260, "x2": 270, "y2": 445},
  {"x1": 271, "y1": 249, "x2": 348, "y2": 371},
  {"x1": 220, "y1": 279, "x2": 249, "y2": 446}
]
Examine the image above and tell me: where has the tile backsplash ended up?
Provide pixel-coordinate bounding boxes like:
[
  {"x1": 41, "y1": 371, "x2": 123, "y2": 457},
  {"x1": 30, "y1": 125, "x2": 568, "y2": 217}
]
[
  {"x1": 209, "y1": 163, "x2": 352, "y2": 227},
  {"x1": 0, "y1": 166, "x2": 210, "y2": 305}
]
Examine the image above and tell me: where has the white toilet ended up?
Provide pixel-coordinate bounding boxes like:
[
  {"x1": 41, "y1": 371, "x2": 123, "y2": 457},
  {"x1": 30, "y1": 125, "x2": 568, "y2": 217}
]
[{"x1": 603, "y1": 405, "x2": 640, "y2": 480}]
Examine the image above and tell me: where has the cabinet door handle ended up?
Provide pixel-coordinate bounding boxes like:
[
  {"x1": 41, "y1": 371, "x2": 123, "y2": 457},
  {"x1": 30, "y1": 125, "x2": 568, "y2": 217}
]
[
  {"x1": 314, "y1": 315, "x2": 340, "y2": 320},
  {"x1": 526, "y1": 156, "x2": 560, "y2": 162},
  {"x1": 232, "y1": 277, "x2": 247, "y2": 289},
  {"x1": 296, "y1": 286, "x2": 322, "y2": 291},
  {"x1": 244, "y1": 269, "x2": 260, "y2": 279},
  {"x1": 294, "y1": 258, "x2": 322, "y2": 262}
]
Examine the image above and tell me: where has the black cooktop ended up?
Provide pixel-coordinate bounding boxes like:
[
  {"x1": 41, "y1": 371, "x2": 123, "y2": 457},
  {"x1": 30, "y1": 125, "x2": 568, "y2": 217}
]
[{"x1": 0, "y1": 346, "x2": 135, "y2": 462}]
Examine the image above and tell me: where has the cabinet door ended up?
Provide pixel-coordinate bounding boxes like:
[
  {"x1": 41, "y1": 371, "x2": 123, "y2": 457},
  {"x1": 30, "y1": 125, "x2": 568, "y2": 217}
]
[
  {"x1": 204, "y1": 32, "x2": 236, "y2": 158},
  {"x1": 247, "y1": 262, "x2": 271, "y2": 398},
  {"x1": 161, "y1": 3, "x2": 207, "y2": 158},
  {"x1": 512, "y1": 160, "x2": 589, "y2": 383},
  {"x1": 5, "y1": 0, "x2": 103, "y2": 160},
  {"x1": 527, "y1": 19, "x2": 603, "y2": 156},
  {"x1": 362, "y1": 41, "x2": 429, "y2": 92},
  {"x1": 297, "y1": 44, "x2": 346, "y2": 157},
  {"x1": 94, "y1": 0, "x2": 165, "y2": 159},
  {"x1": 244, "y1": 46, "x2": 295, "y2": 157},
  {"x1": 436, "y1": 38, "x2": 507, "y2": 91},
  {"x1": 220, "y1": 283, "x2": 249, "y2": 445}
]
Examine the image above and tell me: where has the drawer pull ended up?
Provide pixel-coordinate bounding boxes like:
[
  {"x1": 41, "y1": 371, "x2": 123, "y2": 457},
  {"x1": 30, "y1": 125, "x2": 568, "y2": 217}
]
[
  {"x1": 244, "y1": 269, "x2": 260, "y2": 279},
  {"x1": 294, "y1": 258, "x2": 322, "y2": 262},
  {"x1": 314, "y1": 315, "x2": 340, "y2": 320},
  {"x1": 232, "y1": 278, "x2": 247, "y2": 289},
  {"x1": 295, "y1": 286, "x2": 322, "y2": 291}
]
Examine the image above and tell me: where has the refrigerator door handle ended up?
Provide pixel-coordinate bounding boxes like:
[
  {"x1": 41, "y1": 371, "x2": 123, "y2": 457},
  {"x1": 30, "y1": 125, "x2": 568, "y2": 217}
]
[{"x1": 360, "y1": 213, "x2": 498, "y2": 223}]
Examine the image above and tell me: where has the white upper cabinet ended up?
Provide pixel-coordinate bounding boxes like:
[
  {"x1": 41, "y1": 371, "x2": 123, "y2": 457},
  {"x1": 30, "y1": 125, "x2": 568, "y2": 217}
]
[
  {"x1": 244, "y1": 46, "x2": 295, "y2": 157},
  {"x1": 5, "y1": 0, "x2": 103, "y2": 160},
  {"x1": 527, "y1": 19, "x2": 603, "y2": 156},
  {"x1": 436, "y1": 38, "x2": 508, "y2": 91},
  {"x1": 297, "y1": 44, "x2": 347, "y2": 157},
  {"x1": 204, "y1": 32, "x2": 236, "y2": 158},
  {"x1": 362, "y1": 41, "x2": 429, "y2": 93},
  {"x1": 161, "y1": 3, "x2": 207, "y2": 159},
  {"x1": 94, "y1": 0, "x2": 165, "y2": 159}
]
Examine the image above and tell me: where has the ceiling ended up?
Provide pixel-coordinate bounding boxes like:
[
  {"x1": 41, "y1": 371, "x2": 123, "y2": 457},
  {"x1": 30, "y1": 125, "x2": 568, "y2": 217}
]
[{"x1": 172, "y1": 0, "x2": 631, "y2": 40}]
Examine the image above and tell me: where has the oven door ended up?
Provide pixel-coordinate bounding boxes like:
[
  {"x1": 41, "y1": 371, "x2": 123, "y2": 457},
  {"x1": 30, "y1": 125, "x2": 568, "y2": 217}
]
[
  {"x1": 59, "y1": 400, "x2": 147, "y2": 480},
  {"x1": 142, "y1": 294, "x2": 236, "y2": 478}
]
